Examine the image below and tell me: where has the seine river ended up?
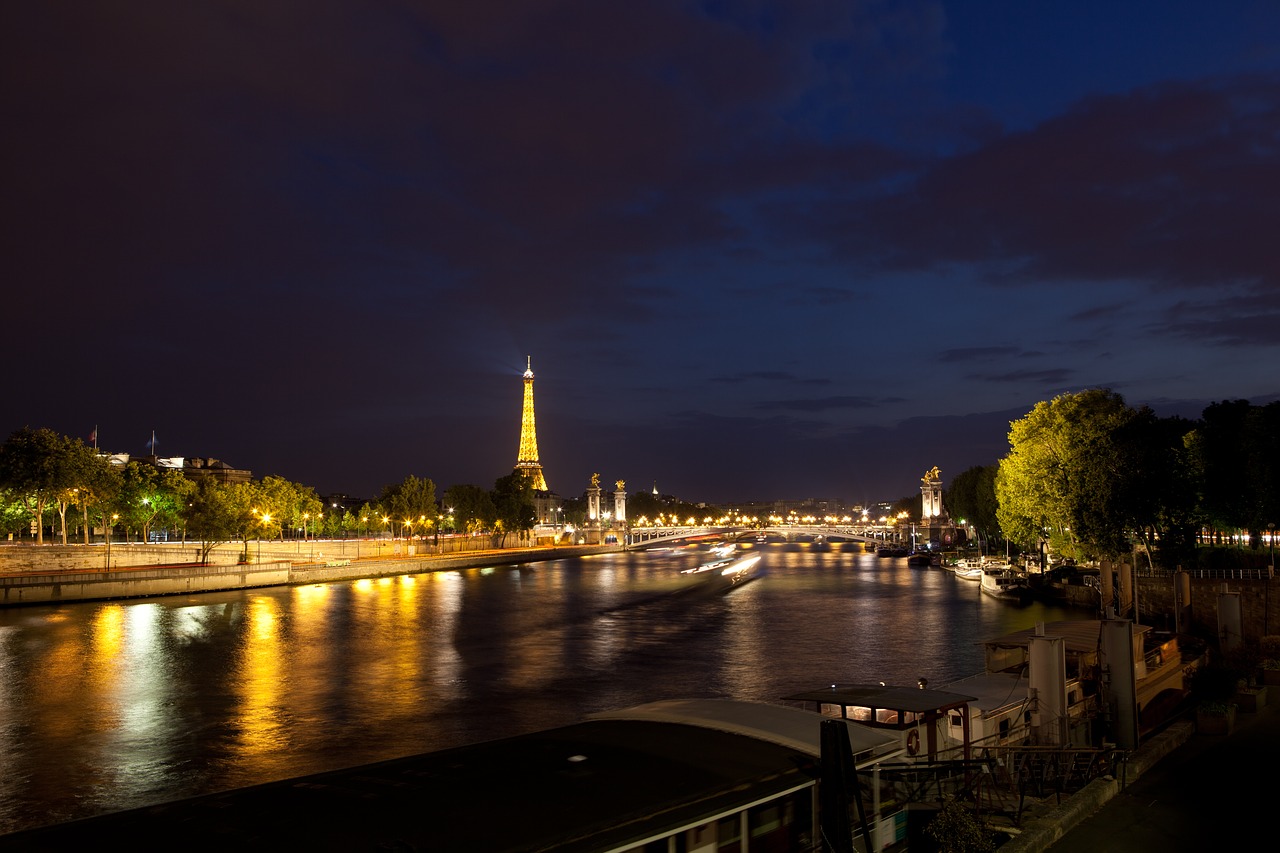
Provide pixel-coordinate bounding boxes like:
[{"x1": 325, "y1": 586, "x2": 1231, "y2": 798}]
[{"x1": 0, "y1": 541, "x2": 1074, "y2": 835}]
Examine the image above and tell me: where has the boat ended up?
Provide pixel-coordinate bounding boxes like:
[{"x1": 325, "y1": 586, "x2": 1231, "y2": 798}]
[
  {"x1": 952, "y1": 560, "x2": 984, "y2": 581},
  {"x1": 980, "y1": 567, "x2": 1030, "y2": 600},
  {"x1": 906, "y1": 551, "x2": 940, "y2": 567},
  {"x1": 679, "y1": 552, "x2": 762, "y2": 594}
]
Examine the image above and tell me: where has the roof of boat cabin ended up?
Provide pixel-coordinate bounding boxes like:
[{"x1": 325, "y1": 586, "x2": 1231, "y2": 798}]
[
  {"x1": 983, "y1": 619, "x2": 1151, "y2": 655},
  {"x1": 939, "y1": 672, "x2": 1030, "y2": 712},
  {"x1": 781, "y1": 684, "x2": 977, "y2": 713},
  {"x1": 591, "y1": 697, "x2": 899, "y2": 758},
  {"x1": 0, "y1": 707, "x2": 831, "y2": 853}
]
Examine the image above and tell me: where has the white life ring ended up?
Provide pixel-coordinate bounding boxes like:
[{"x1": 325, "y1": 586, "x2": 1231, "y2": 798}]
[{"x1": 906, "y1": 729, "x2": 920, "y2": 756}]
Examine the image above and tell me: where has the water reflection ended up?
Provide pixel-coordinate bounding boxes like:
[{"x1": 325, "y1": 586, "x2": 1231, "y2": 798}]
[{"x1": 0, "y1": 546, "x2": 1074, "y2": 835}]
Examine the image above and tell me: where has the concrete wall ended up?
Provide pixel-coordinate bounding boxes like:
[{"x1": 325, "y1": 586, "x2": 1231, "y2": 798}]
[
  {"x1": 0, "y1": 535, "x2": 514, "y2": 574},
  {"x1": 0, "y1": 544, "x2": 615, "y2": 606}
]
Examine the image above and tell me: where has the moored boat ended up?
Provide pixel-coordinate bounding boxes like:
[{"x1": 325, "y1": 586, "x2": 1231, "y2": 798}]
[
  {"x1": 952, "y1": 559, "x2": 984, "y2": 581},
  {"x1": 979, "y1": 568, "x2": 1030, "y2": 600}
]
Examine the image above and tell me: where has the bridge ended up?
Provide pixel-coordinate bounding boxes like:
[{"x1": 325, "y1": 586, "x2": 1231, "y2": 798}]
[{"x1": 624, "y1": 524, "x2": 908, "y2": 549}]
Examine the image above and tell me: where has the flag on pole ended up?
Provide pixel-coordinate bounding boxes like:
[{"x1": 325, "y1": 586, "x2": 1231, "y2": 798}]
[
  {"x1": 88, "y1": 427, "x2": 97, "y2": 445},
  {"x1": 146, "y1": 431, "x2": 158, "y2": 453}
]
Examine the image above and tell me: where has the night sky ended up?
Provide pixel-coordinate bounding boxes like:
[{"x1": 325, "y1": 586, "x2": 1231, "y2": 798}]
[{"x1": 6, "y1": 2, "x2": 1280, "y2": 506}]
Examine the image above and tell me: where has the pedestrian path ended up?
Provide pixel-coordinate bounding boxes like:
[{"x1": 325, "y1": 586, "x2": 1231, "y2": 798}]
[{"x1": 1004, "y1": 696, "x2": 1279, "y2": 852}]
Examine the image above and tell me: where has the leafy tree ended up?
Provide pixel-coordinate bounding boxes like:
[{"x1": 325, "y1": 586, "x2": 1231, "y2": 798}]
[
  {"x1": 381, "y1": 475, "x2": 437, "y2": 538},
  {"x1": 117, "y1": 462, "x2": 192, "y2": 543},
  {"x1": 70, "y1": 453, "x2": 120, "y2": 544},
  {"x1": 944, "y1": 465, "x2": 1000, "y2": 550},
  {"x1": 184, "y1": 478, "x2": 255, "y2": 563},
  {"x1": 443, "y1": 483, "x2": 496, "y2": 536},
  {"x1": 1191, "y1": 400, "x2": 1280, "y2": 547},
  {"x1": 996, "y1": 390, "x2": 1136, "y2": 560},
  {"x1": 0, "y1": 490, "x2": 30, "y2": 538},
  {"x1": 1111, "y1": 410, "x2": 1201, "y2": 569},
  {"x1": 491, "y1": 472, "x2": 535, "y2": 546},
  {"x1": 0, "y1": 428, "x2": 92, "y2": 545}
]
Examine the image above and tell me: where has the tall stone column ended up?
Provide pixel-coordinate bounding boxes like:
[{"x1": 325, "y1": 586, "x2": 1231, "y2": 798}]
[
  {"x1": 586, "y1": 474, "x2": 601, "y2": 522},
  {"x1": 613, "y1": 480, "x2": 627, "y2": 523}
]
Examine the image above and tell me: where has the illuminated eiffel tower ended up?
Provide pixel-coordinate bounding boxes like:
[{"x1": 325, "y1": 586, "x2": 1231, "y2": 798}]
[{"x1": 514, "y1": 356, "x2": 549, "y2": 491}]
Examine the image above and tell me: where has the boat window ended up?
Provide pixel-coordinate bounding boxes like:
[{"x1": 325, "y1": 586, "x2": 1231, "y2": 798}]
[
  {"x1": 875, "y1": 709, "x2": 899, "y2": 725},
  {"x1": 747, "y1": 790, "x2": 811, "y2": 852},
  {"x1": 716, "y1": 813, "x2": 742, "y2": 852},
  {"x1": 848, "y1": 706, "x2": 873, "y2": 722},
  {"x1": 949, "y1": 712, "x2": 964, "y2": 728}
]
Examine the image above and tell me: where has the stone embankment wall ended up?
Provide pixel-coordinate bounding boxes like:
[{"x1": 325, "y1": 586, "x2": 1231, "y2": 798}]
[
  {"x1": 1044, "y1": 571, "x2": 1279, "y2": 642},
  {"x1": 0, "y1": 542, "x2": 613, "y2": 605},
  {"x1": 0, "y1": 535, "x2": 537, "y2": 574}
]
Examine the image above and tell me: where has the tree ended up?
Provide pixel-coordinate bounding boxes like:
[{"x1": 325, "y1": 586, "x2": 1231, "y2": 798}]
[
  {"x1": 380, "y1": 475, "x2": 437, "y2": 538},
  {"x1": 117, "y1": 461, "x2": 192, "y2": 543},
  {"x1": 491, "y1": 472, "x2": 535, "y2": 547},
  {"x1": 1111, "y1": 410, "x2": 1201, "y2": 569},
  {"x1": 996, "y1": 389, "x2": 1136, "y2": 561},
  {"x1": 69, "y1": 452, "x2": 119, "y2": 545},
  {"x1": 0, "y1": 428, "x2": 90, "y2": 545},
  {"x1": 945, "y1": 465, "x2": 1000, "y2": 551},
  {"x1": 1190, "y1": 400, "x2": 1280, "y2": 547},
  {"x1": 183, "y1": 478, "x2": 255, "y2": 564},
  {"x1": 443, "y1": 483, "x2": 496, "y2": 537}
]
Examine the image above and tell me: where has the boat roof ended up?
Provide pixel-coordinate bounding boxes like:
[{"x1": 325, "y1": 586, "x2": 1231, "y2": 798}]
[
  {"x1": 591, "y1": 697, "x2": 899, "y2": 759},
  {"x1": 939, "y1": 672, "x2": 1029, "y2": 712},
  {"x1": 781, "y1": 684, "x2": 977, "y2": 714},
  {"x1": 0, "y1": 709, "x2": 828, "y2": 853},
  {"x1": 983, "y1": 619, "x2": 1151, "y2": 655}
]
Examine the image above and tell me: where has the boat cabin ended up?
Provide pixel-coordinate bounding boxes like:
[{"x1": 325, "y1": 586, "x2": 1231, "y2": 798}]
[{"x1": 782, "y1": 684, "x2": 978, "y2": 762}]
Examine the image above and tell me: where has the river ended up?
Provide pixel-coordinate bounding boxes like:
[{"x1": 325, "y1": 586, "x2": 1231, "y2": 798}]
[{"x1": 0, "y1": 540, "x2": 1074, "y2": 835}]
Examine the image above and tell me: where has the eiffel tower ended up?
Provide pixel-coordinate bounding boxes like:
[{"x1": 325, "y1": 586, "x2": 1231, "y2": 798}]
[{"x1": 514, "y1": 356, "x2": 549, "y2": 491}]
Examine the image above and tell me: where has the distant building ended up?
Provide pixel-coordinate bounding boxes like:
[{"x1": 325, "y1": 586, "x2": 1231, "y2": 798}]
[{"x1": 104, "y1": 452, "x2": 252, "y2": 484}]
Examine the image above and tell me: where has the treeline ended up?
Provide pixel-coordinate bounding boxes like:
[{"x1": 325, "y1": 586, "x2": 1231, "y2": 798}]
[
  {"x1": 0, "y1": 427, "x2": 542, "y2": 561},
  {"x1": 944, "y1": 391, "x2": 1280, "y2": 569}
]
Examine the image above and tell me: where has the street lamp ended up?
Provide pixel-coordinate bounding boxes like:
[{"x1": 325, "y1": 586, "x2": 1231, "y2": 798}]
[
  {"x1": 259, "y1": 512, "x2": 271, "y2": 563},
  {"x1": 1269, "y1": 523, "x2": 1275, "y2": 579}
]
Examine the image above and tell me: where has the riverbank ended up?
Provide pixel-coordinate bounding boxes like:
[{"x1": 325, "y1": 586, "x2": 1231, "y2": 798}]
[{"x1": 0, "y1": 542, "x2": 618, "y2": 606}]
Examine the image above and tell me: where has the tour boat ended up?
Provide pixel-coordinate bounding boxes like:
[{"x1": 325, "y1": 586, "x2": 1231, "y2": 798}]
[{"x1": 679, "y1": 552, "x2": 762, "y2": 594}]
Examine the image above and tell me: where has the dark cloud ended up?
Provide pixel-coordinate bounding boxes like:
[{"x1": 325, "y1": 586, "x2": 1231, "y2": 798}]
[
  {"x1": 756, "y1": 395, "x2": 898, "y2": 412},
  {"x1": 825, "y1": 76, "x2": 1280, "y2": 292},
  {"x1": 966, "y1": 368, "x2": 1076, "y2": 385},
  {"x1": 937, "y1": 346, "x2": 1023, "y2": 361},
  {"x1": 711, "y1": 371, "x2": 831, "y2": 385}
]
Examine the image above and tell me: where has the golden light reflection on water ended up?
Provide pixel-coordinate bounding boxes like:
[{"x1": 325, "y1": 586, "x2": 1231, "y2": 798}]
[{"x1": 233, "y1": 595, "x2": 286, "y2": 759}]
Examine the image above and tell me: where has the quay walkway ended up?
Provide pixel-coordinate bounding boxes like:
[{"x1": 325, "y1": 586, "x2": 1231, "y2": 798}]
[{"x1": 1004, "y1": 697, "x2": 1277, "y2": 852}]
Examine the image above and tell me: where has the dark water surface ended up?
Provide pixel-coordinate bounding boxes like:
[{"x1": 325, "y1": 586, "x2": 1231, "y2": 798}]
[{"x1": 0, "y1": 542, "x2": 1073, "y2": 834}]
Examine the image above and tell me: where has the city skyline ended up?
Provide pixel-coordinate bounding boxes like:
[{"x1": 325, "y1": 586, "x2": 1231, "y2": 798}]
[{"x1": 6, "y1": 2, "x2": 1279, "y2": 505}]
